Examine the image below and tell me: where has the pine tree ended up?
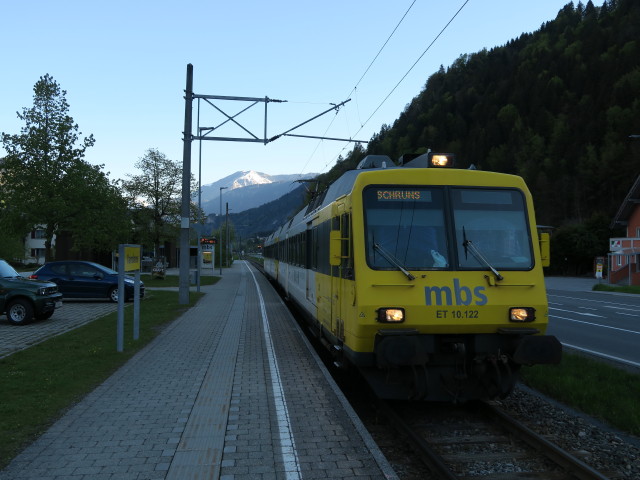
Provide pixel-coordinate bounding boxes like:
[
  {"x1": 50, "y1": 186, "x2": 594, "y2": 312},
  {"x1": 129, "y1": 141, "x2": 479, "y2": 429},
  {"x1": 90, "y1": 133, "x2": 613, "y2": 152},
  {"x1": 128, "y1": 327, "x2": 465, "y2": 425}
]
[{"x1": 1, "y1": 74, "x2": 127, "y2": 260}]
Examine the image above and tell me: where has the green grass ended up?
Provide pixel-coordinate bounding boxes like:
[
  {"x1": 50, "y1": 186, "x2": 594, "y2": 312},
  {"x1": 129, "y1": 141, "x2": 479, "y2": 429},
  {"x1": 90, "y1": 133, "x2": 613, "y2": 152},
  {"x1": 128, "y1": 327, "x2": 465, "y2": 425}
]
[
  {"x1": 593, "y1": 283, "x2": 640, "y2": 294},
  {"x1": 246, "y1": 255, "x2": 263, "y2": 266},
  {"x1": 520, "y1": 352, "x2": 640, "y2": 436},
  {"x1": 0, "y1": 288, "x2": 210, "y2": 468},
  {"x1": 140, "y1": 273, "x2": 217, "y2": 288}
]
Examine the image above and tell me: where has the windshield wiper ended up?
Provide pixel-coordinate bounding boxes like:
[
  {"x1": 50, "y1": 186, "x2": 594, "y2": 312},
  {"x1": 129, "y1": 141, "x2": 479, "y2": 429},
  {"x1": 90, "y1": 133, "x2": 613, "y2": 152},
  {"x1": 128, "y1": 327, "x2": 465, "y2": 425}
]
[
  {"x1": 373, "y1": 242, "x2": 415, "y2": 281},
  {"x1": 462, "y1": 227, "x2": 503, "y2": 281}
]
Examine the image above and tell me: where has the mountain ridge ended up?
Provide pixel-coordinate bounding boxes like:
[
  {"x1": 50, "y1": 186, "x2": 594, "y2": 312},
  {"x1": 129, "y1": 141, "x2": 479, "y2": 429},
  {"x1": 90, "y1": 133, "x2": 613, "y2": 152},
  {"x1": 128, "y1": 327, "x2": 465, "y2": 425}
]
[{"x1": 198, "y1": 170, "x2": 318, "y2": 215}]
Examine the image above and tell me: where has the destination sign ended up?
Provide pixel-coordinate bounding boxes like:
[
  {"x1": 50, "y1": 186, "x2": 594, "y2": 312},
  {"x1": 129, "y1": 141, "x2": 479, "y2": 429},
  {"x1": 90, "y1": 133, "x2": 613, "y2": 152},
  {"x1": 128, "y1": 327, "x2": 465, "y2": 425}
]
[{"x1": 376, "y1": 189, "x2": 431, "y2": 202}]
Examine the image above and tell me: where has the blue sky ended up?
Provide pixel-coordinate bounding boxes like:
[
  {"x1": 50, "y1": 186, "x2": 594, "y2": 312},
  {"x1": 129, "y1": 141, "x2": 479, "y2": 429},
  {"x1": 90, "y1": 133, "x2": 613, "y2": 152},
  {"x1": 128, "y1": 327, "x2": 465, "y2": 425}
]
[{"x1": 1, "y1": 1, "x2": 572, "y2": 185}]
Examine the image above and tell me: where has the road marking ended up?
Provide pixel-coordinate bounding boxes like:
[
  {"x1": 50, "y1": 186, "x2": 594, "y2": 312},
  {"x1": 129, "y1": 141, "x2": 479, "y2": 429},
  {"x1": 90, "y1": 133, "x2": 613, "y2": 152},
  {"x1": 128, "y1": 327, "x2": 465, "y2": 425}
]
[
  {"x1": 602, "y1": 305, "x2": 640, "y2": 313},
  {"x1": 562, "y1": 342, "x2": 640, "y2": 369},
  {"x1": 548, "y1": 293, "x2": 639, "y2": 310},
  {"x1": 246, "y1": 263, "x2": 302, "y2": 480},
  {"x1": 552, "y1": 315, "x2": 640, "y2": 335},
  {"x1": 550, "y1": 307, "x2": 603, "y2": 317}
]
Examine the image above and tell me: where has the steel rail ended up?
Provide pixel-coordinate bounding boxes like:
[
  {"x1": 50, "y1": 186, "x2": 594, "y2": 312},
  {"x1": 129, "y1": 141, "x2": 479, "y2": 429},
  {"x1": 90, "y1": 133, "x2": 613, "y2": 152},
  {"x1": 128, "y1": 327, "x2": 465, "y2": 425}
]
[
  {"x1": 375, "y1": 399, "x2": 458, "y2": 480},
  {"x1": 479, "y1": 401, "x2": 611, "y2": 480},
  {"x1": 377, "y1": 398, "x2": 614, "y2": 480}
]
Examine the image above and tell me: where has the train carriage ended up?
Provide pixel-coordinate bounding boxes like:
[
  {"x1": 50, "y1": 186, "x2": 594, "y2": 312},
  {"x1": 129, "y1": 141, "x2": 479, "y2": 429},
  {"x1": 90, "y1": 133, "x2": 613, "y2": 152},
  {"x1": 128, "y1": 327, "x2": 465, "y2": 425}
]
[{"x1": 264, "y1": 152, "x2": 561, "y2": 402}]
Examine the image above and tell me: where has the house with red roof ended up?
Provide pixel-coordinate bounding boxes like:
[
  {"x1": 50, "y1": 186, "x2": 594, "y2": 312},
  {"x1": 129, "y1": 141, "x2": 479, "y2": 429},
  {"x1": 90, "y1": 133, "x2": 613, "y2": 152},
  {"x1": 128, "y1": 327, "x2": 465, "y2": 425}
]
[{"x1": 609, "y1": 174, "x2": 640, "y2": 285}]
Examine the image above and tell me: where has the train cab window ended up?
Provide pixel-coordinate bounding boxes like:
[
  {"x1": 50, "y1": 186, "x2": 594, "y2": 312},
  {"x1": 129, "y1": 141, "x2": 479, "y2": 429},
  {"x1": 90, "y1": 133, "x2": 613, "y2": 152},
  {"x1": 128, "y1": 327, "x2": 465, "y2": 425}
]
[
  {"x1": 363, "y1": 186, "x2": 449, "y2": 270},
  {"x1": 452, "y1": 188, "x2": 533, "y2": 270}
]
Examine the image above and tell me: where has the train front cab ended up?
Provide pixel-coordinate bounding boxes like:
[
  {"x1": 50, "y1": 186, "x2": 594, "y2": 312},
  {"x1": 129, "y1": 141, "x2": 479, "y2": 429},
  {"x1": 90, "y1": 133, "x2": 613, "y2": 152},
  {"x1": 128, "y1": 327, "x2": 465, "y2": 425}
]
[{"x1": 335, "y1": 153, "x2": 561, "y2": 402}]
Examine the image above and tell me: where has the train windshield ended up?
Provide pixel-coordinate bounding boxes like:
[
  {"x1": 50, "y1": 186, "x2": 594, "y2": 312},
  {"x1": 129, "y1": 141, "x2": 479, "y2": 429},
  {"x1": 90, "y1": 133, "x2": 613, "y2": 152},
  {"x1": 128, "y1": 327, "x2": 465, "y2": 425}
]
[
  {"x1": 364, "y1": 187, "x2": 449, "y2": 270},
  {"x1": 452, "y1": 188, "x2": 533, "y2": 270},
  {"x1": 363, "y1": 186, "x2": 533, "y2": 272}
]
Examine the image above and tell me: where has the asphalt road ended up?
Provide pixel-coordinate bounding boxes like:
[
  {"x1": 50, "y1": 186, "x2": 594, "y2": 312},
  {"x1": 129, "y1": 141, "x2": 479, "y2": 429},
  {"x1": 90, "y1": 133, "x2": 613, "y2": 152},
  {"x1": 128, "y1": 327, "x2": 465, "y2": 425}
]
[{"x1": 545, "y1": 276, "x2": 640, "y2": 370}]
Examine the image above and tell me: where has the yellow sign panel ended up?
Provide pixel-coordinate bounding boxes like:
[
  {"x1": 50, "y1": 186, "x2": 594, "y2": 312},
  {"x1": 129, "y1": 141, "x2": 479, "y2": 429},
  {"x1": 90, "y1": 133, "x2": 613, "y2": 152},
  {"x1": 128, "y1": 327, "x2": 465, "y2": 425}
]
[{"x1": 124, "y1": 246, "x2": 141, "y2": 272}]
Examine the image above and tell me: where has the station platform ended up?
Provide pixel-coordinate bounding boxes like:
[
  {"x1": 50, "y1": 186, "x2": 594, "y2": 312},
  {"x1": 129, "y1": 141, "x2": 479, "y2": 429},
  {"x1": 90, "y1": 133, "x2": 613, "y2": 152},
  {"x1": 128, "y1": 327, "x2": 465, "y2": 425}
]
[{"x1": 0, "y1": 261, "x2": 398, "y2": 480}]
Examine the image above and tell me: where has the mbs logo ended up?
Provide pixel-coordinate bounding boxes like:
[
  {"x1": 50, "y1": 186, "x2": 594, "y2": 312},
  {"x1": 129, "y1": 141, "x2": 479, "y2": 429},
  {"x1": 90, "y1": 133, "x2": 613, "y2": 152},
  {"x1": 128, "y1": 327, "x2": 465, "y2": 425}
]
[{"x1": 424, "y1": 278, "x2": 488, "y2": 306}]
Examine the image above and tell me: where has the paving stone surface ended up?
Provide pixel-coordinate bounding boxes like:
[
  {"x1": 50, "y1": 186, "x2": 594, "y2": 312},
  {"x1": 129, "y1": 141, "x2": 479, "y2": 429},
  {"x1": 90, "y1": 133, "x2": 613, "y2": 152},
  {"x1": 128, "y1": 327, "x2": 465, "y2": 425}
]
[{"x1": 0, "y1": 262, "x2": 397, "y2": 480}]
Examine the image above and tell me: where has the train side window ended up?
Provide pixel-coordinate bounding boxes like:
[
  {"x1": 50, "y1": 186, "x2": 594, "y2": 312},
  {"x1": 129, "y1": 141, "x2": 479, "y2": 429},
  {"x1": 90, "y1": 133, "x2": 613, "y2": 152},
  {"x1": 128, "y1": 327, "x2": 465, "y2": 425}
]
[
  {"x1": 305, "y1": 227, "x2": 312, "y2": 269},
  {"x1": 317, "y1": 221, "x2": 331, "y2": 275},
  {"x1": 311, "y1": 227, "x2": 318, "y2": 271}
]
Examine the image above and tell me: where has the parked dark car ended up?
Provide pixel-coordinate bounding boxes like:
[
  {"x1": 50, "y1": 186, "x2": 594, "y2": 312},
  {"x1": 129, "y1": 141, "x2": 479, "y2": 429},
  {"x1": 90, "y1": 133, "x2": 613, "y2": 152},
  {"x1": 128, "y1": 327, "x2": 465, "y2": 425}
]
[
  {"x1": 1, "y1": 259, "x2": 63, "y2": 325},
  {"x1": 30, "y1": 261, "x2": 144, "y2": 303}
]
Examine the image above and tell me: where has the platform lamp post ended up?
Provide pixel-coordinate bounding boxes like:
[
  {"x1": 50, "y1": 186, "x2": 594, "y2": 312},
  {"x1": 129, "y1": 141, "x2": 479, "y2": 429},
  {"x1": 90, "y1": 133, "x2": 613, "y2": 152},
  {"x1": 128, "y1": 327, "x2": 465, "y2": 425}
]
[
  {"x1": 196, "y1": 126, "x2": 204, "y2": 293},
  {"x1": 226, "y1": 202, "x2": 230, "y2": 267},
  {"x1": 219, "y1": 186, "x2": 227, "y2": 275},
  {"x1": 178, "y1": 64, "x2": 193, "y2": 305}
]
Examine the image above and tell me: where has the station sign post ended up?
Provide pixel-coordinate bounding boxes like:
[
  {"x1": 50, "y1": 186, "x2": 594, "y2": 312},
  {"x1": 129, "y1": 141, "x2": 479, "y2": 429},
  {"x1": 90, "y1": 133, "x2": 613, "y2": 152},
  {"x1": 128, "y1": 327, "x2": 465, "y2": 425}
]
[
  {"x1": 200, "y1": 237, "x2": 216, "y2": 275},
  {"x1": 117, "y1": 244, "x2": 142, "y2": 352}
]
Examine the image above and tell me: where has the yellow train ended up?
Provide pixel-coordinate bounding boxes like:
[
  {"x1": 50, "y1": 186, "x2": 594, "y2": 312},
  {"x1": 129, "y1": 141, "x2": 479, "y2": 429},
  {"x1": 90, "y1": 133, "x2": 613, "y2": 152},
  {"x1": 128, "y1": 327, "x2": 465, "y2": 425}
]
[{"x1": 263, "y1": 152, "x2": 561, "y2": 401}]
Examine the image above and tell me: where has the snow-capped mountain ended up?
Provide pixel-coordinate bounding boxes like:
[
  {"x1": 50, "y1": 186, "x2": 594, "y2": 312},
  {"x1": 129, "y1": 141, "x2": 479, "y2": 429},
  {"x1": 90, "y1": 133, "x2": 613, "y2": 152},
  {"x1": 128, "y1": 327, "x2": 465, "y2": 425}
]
[
  {"x1": 233, "y1": 171, "x2": 271, "y2": 188},
  {"x1": 198, "y1": 170, "x2": 318, "y2": 215}
]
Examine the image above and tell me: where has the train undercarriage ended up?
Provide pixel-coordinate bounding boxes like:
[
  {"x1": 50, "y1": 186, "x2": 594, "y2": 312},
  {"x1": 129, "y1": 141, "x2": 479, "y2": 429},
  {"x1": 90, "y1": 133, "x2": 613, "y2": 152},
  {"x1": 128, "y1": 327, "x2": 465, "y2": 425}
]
[{"x1": 343, "y1": 329, "x2": 562, "y2": 402}]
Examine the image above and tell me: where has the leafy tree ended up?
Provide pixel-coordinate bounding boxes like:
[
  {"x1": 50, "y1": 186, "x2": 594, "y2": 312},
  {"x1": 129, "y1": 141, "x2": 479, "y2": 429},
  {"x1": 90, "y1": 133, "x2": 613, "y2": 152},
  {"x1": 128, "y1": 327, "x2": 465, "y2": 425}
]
[
  {"x1": 549, "y1": 213, "x2": 612, "y2": 276},
  {"x1": 120, "y1": 148, "x2": 201, "y2": 257},
  {"x1": 62, "y1": 161, "x2": 130, "y2": 252},
  {"x1": 0, "y1": 74, "x2": 128, "y2": 260},
  {"x1": 0, "y1": 227, "x2": 24, "y2": 262}
]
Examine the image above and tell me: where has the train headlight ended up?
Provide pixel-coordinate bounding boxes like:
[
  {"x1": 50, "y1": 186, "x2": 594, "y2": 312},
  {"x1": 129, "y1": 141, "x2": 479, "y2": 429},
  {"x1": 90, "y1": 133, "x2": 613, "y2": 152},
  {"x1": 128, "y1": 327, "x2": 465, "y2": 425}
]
[
  {"x1": 377, "y1": 307, "x2": 405, "y2": 323},
  {"x1": 428, "y1": 152, "x2": 455, "y2": 168},
  {"x1": 509, "y1": 307, "x2": 536, "y2": 322}
]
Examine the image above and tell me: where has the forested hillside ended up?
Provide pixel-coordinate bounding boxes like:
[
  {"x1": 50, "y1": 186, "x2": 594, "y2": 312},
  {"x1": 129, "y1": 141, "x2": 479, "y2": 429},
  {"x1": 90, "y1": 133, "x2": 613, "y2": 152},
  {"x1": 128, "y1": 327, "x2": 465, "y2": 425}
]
[{"x1": 311, "y1": 0, "x2": 639, "y2": 274}]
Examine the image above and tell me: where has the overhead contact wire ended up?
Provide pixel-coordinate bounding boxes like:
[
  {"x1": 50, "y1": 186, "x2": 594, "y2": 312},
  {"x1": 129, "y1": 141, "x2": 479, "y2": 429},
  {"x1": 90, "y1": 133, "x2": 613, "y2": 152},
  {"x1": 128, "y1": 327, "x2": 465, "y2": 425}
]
[
  {"x1": 330, "y1": 0, "x2": 472, "y2": 165},
  {"x1": 357, "y1": 0, "x2": 471, "y2": 133},
  {"x1": 346, "y1": 0, "x2": 418, "y2": 101},
  {"x1": 298, "y1": 0, "x2": 417, "y2": 175}
]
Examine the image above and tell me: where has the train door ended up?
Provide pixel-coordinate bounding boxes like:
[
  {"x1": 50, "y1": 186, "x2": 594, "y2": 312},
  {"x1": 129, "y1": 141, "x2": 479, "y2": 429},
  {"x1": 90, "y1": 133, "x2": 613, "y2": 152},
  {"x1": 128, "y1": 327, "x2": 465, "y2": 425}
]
[
  {"x1": 283, "y1": 234, "x2": 289, "y2": 296},
  {"x1": 274, "y1": 237, "x2": 280, "y2": 282},
  {"x1": 338, "y1": 212, "x2": 353, "y2": 343},
  {"x1": 305, "y1": 222, "x2": 315, "y2": 306},
  {"x1": 330, "y1": 205, "x2": 350, "y2": 340},
  {"x1": 330, "y1": 214, "x2": 341, "y2": 337}
]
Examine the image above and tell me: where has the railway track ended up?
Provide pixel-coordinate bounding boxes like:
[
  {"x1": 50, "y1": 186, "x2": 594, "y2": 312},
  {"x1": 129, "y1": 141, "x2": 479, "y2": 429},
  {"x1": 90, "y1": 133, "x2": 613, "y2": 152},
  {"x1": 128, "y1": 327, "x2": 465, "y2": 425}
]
[
  {"x1": 376, "y1": 399, "x2": 620, "y2": 480},
  {"x1": 247, "y1": 258, "x2": 630, "y2": 479}
]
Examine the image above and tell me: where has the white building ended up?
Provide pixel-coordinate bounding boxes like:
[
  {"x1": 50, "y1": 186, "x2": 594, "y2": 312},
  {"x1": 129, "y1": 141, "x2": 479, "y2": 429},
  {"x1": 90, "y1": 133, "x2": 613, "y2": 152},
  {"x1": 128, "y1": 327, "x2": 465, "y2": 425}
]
[{"x1": 24, "y1": 226, "x2": 55, "y2": 265}]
